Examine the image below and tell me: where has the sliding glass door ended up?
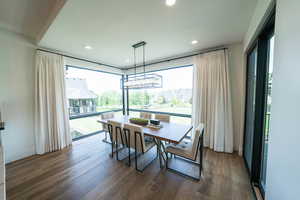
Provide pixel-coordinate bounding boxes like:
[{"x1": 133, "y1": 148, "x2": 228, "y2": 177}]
[
  {"x1": 243, "y1": 11, "x2": 275, "y2": 199},
  {"x1": 244, "y1": 46, "x2": 258, "y2": 173},
  {"x1": 260, "y1": 35, "x2": 274, "y2": 191}
]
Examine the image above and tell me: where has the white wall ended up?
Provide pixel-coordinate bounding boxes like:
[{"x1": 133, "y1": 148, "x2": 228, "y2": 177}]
[
  {"x1": 266, "y1": 0, "x2": 300, "y2": 199},
  {"x1": 227, "y1": 43, "x2": 245, "y2": 155},
  {"x1": 244, "y1": 0, "x2": 275, "y2": 51},
  {"x1": 0, "y1": 28, "x2": 36, "y2": 163}
]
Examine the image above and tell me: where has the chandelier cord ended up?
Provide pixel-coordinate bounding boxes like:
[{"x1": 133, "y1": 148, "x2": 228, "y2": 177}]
[
  {"x1": 143, "y1": 44, "x2": 146, "y2": 78},
  {"x1": 134, "y1": 46, "x2": 136, "y2": 80}
]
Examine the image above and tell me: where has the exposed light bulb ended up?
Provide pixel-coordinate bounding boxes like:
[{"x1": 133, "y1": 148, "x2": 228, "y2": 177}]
[
  {"x1": 166, "y1": 0, "x2": 176, "y2": 7},
  {"x1": 84, "y1": 45, "x2": 92, "y2": 50},
  {"x1": 191, "y1": 40, "x2": 198, "y2": 45}
]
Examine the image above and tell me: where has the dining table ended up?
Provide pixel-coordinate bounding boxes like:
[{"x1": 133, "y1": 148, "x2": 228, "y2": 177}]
[{"x1": 97, "y1": 115, "x2": 193, "y2": 168}]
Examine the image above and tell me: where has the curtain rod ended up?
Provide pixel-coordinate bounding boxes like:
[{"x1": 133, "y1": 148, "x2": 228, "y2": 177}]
[
  {"x1": 37, "y1": 46, "x2": 228, "y2": 71},
  {"x1": 36, "y1": 48, "x2": 121, "y2": 70},
  {"x1": 124, "y1": 46, "x2": 228, "y2": 70}
]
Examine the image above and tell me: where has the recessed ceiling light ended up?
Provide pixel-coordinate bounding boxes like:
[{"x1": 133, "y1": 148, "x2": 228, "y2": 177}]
[
  {"x1": 166, "y1": 0, "x2": 176, "y2": 7},
  {"x1": 84, "y1": 45, "x2": 92, "y2": 50},
  {"x1": 191, "y1": 40, "x2": 198, "y2": 45}
]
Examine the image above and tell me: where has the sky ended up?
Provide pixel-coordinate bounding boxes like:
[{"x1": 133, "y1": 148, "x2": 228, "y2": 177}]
[{"x1": 66, "y1": 66, "x2": 193, "y2": 94}]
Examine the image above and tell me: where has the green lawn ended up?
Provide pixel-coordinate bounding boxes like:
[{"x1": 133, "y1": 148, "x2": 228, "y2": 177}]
[
  {"x1": 96, "y1": 106, "x2": 122, "y2": 112},
  {"x1": 70, "y1": 109, "x2": 191, "y2": 139},
  {"x1": 130, "y1": 105, "x2": 192, "y2": 115}
]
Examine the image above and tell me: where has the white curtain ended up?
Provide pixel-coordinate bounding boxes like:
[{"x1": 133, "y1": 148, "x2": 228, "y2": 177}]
[
  {"x1": 192, "y1": 50, "x2": 233, "y2": 153},
  {"x1": 35, "y1": 51, "x2": 72, "y2": 154}
]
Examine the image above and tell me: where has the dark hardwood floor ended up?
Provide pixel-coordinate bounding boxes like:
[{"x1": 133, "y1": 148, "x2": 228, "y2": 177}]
[{"x1": 6, "y1": 134, "x2": 254, "y2": 200}]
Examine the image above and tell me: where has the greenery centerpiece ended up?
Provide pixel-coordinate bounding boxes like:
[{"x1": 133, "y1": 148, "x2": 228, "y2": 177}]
[{"x1": 129, "y1": 118, "x2": 149, "y2": 126}]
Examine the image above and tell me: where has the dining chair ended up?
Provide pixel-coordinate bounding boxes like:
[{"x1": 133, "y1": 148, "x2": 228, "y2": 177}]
[
  {"x1": 154, "y1": 114, "x2": 171, "y2": 145},
  {"x1": 101, "y1": 112, "x2": 115, "y2": 143},
  {"x1": 165, "y1": 124, "x2": 204, "y2": 181},
  {"x1": 107, "y1": 120, "x2": 125, "y2": 160},
  {"x1": 155, "y1": 114, "x2": 170, "y2": 122},
  {"x1": 140, "y1": 112, "x2": 152, "y2": 119},
  {"x1": 123, "y1": 123, "x2": 156, "y2": 171}
]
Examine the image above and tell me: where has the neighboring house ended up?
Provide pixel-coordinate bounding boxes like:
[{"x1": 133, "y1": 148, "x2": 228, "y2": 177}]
[{"x1": 66, "y1": 78, "x2": 98, "y2": 115}]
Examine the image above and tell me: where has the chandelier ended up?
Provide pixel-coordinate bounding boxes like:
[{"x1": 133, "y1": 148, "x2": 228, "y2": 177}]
[{"x1": 124, "y1": 41, "x2": 163, "y2": 89}]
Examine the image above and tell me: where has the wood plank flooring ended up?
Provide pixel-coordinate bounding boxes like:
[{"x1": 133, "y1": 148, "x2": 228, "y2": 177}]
[{"x1": 6, "y1": 134, "x2": 254, "y2": 200}]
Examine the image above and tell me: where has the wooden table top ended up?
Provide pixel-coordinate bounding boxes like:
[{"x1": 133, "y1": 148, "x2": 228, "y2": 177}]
[{"x1": 98, "y1": 115, "x2": 192, "y2": 144}]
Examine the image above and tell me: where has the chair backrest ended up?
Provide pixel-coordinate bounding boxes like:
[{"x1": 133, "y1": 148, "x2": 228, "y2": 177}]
[
  {"x1": 101, "y1": 112, "x2": 114, "y2": 131},
  {"x1": 140, "y1": 112, "x2": 152, "y2": 119},
  {"x1": 155, "y1": 114, "x2": 170, "y2": 122},
  {"x1": 107, "y1": 120, "x2": 124, "y2": 145},
  {"x1": 123, "y1": 123, "x2": 145, "y2": 153},
  {"x1": 101, "y1": 112, "x2": 114, "y2": 120},
  {"x1": 191, "y1": 124, "x2": 205, "y2": 160}
]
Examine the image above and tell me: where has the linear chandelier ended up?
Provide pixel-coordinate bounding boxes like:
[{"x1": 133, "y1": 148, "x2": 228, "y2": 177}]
[{"x1": 124, "y1": 41, "x2": 163, "y2": 89}]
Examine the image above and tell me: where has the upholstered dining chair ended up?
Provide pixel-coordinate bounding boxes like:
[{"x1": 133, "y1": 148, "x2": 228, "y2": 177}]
[
  {"x1": 155, "y1": 114, "x2": 171, "y2": 145},
  {"x1": 107, "y1": 120, "x2": 125, "y2": 160},
  {"x1": 123, "y1": 123, "x2": 156, "y2": 171},
  {"x1": 154, "y1": 114, "x2": 170, "y2": 123},
  {"x1": 165, "y1": 124, "x2": 204, "y2": 180},
  {"x1": 140, "y1": 112, "x2": 152, "y2": 119},
  {"x1": 101, "y1": 112, "x2": 115, "y2": 143}
]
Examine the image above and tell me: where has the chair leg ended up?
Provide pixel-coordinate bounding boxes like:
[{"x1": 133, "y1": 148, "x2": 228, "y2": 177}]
[
  {"x1": 134, "y1": 134, "x2": 157, "y2": 172},
  {"x1": 135, "y1": 149, "x2": 138, "y2": 170},
  {"x1": 111, "y1": 142, "x2": 114, "y2": 158},
  {"x1": 135, "y1": 151, "x2": 156, "y2": 173},
  {"x1": 102, "y1": 131, "x2": 112, "y2": 144},
  {"x1": 166, "y1": 153, "x2": 169, "y2": 169},
  {"x1": 200, "y1": 144, "x2": 203, "y2": 174},
  {"x1": 135, "y1": 133, "x2": 139, "y2": 171},
  {"x1": 128, "y1": 134, "x2": 131, "y2": 166},
  {"x1": 199, "y1": 149, "x2": 201, "y2": 177},
  {"x1": 166, "y1": 155, "x2": 201, "y2": 181},
  {"x1": 116, "y1": 132, "x2": 119, "y2": 160}
]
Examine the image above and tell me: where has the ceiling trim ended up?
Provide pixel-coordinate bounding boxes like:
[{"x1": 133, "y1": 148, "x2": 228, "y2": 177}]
[
  {"x1": 37, "y1": 44, "x2": 228, "y2": 72},
  {"x1": 124, "y1": 45, "x2": 228, "y2": 70},
  {"x1": 36, "y1": 0, "x2": 68, "y2": 44}
]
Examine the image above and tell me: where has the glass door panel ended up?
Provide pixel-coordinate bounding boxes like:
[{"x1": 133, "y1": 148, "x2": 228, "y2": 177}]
[
  {"x1": 260, "y1": 35, "x2": 275, "y2": 190},
  {"x1": 244, "y1": 46, "x2": 258, "y2": 173}
]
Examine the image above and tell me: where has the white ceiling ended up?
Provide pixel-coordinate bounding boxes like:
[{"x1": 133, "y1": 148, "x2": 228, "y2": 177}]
[
  {"x1": 0, "y1": 0, "x2": 59, "y2": 40},
  {"x1": 40, "y1": 0, "x2": 257, "y2": 68}
]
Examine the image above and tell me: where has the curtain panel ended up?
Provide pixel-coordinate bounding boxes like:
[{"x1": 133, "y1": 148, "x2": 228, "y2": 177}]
[
  {"x1": 192, "y1": 50, "x2": 234, "y2": 153},
  {"x1": 35, "y1": 51, "x2": 71, "y2": 154}
]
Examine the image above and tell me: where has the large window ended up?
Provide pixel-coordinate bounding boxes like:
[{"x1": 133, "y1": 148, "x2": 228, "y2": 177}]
[
  {"x1": 65, "y1": 65, "x2": 193, "y2": 140},
  {"x1": 65, "y1": 66, "x2": 123, "y2": 140},
  {"x1": 128, "y1": 66, "x2": 193, "y2": 125}
]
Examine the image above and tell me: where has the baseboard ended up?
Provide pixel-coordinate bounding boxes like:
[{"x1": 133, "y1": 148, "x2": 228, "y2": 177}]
[{"x1": 4, "y1": 145, "x2": 36, "y2": 164}]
